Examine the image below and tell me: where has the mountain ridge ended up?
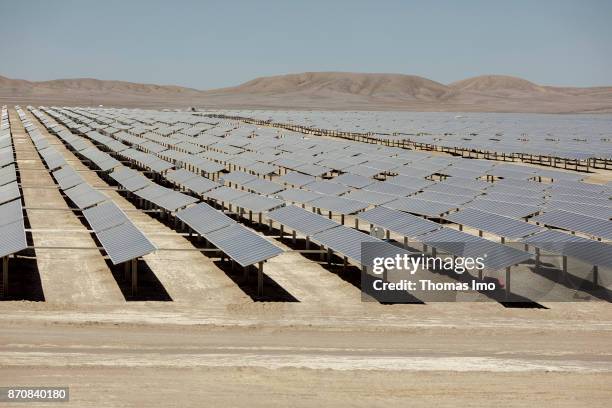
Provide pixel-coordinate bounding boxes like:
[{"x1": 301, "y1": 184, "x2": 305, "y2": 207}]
[{"x1": 1, "y1": 72, "x2": 611, "y2": 113}]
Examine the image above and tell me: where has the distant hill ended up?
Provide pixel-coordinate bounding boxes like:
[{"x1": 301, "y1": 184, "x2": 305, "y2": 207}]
[{"x1": 2, "y1": 72, "x2": 612, "y2": 113}]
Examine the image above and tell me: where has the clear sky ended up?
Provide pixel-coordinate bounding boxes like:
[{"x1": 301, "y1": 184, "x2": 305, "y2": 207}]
[{"x1": 1, "y1": 0, "x2": 611, "y2": 89}]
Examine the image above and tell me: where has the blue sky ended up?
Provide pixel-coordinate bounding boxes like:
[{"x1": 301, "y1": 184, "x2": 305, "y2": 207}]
[{"x1": 1, "y1": 0, "x2": 611, "y2": 89}]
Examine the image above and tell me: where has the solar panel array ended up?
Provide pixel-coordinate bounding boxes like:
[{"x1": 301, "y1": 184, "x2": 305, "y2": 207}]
[
  {"x1": 30, "y1": 108, "x2": 284, "y2": 268},
  {"x1": 213, "y1": 110, "x2": 612, "y2": 162},
  {"x1": 29, "y1": 105, "x2": 612, "y2": 274},
  {"x1": 0, "y1": 107, "x2": 28, "y2": 259},
  {"x1": 20, "y1": 109, "x2": 156, "y2": 265}
]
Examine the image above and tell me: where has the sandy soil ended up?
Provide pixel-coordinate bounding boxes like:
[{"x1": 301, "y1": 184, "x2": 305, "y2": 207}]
[{"x1": 1, "y1": 108, "x2": 611, "y2": 407}]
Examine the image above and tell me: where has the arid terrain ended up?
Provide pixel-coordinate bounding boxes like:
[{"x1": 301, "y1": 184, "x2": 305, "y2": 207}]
[
  {"x1": 2, "y1": 72, "x2": 612, "y2": 112},
  {"x1": 1, "y1": 106, "x2": 611, "y2": 407}
]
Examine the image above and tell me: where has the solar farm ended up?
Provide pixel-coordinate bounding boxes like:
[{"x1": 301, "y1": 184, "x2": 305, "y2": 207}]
[
  {"x1": 2, "y1": 104, "x2": 612, "y2": 405},
  {"x1": 1, "y1": 105, "x2": 610, "y2": 304}
]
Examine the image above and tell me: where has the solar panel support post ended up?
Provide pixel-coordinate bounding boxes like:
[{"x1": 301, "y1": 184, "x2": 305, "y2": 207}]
[
  {"x1": 535, "y1": 247, "x2": 540, "y2": 268},
  {"x1": 124, "y1": 262, "x2": 129, "y2": 281},
  {"x1": 131, "y1": 258, "x2": 138, "y2": 295},
  {"x1": 327, "y1": 248, "x2": 333, "y2": 266},
  {"x1": 593, "y1": 266, "x2": 599, "y2": 286},
  {"x1": 1, "y1": 256, "x2": 8, "y2": 297},
  {"x1": 340, "y1": 214, "x2": 345, "y2": 225},
  {"x1": 477, "y1": 267, "x2": 483, "y2": 280},
  {"x1": 355, "y1": 218, "x2": 359, "y2": 229},
  {"x1": 279, "y1": 225, "x2": 284, "y2": 241},
  {"x1": 505, "y1": 267, "x2": 511, "y2": 299},
  {"x1": 268, "y1": 219, "x2": 273, "y2": 233},
  {"x1": 305, "y1": 236, "x2": 310, "y2": 250},
  {"x1": 292, "y1": 230, "x2": 296, "y2": 245},
  {"x1": 257, "y1": 261, "x2": 263, "y2": 296},
  {"x1": 562, "y1": 255, "x2": 567, "y2": 279}
]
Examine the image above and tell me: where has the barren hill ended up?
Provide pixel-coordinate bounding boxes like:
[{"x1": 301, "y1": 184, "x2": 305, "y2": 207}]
[{"x1": 1, "y1": 72, "x2": 612, "y2": 113}]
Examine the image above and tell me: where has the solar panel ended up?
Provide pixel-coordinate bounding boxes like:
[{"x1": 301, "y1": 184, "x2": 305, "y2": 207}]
[
  {"x1": 205, "y1": 223, "x2": 283, "y2": 267},
  {"x1": 311, "y1": 225, "x2": 406, "y2": 265},
  {"x1": 133, "y1": 185, "x2": 172, "y2": 201},
  {"x1": 343, "y1": 164, "x2": 382, "y2": 178},
  {"x1": 0, "y1": 199, "x2": 23, "y2": 227},
  {"x1": 531, "y1": 210, "x2": 612, "y2": 240},
  {"x1": 521, "y1": 229, "x2": 612, "y2": 268},
  {"x1": 195, "y1": 159, "x2": 225, "y2": 174},
  {"x1": 245, "y1": 162, "x2": 277, "y2": 176},
  {"x1": 466, "y1": 198, "x2": 539, "y2": 219},
  {"x1": 303, "y1": 180, "x2": 351, "y2": 196},
  {"x1": 445, "y1": 208, "x2": 542, "y2": 238},
  {"x1": 203, "y1": 186, "x2": 249, "y2": 202},
  {"x1": 386, "y1": 197, "x2": 456, "y2": 217},
  {"x1": 82, "y1": 201, "x2": 128, "y2": 232},
  {"x1": 165, "y1": 168, "x2": 198, "y2": 184},
  {"x1": 418, "y1": 227, "x2": 532, "y2": 270},
  {"x1": 109, "y1": 166, "x2": 140, "y2": 182},
  {"x1": 357, "y1": 206, "x2": 441, "y2": 237},
  {"x1": 151, "y1": 191, "x2": 199, "y2": 212},
  {"x1": 482, "y1": 191, "x2": 545, "y2": 206},
  {"x1": 181, "y1": 176, "x2": 219, "y2": 194},
  {"x1": 386, "y1": 174, "x2": 434, "y2": 190},
  {"x1": 486, "y1": 184, "x2": 546, "y2": 198},
  {"x1": 423, "y1": 183, "x2": 481, "y2": 198},
  {"x1": 550, "y1": 180, "x2": 606, "y2": 194},
  {"x1": 0, "y1": 220, "x2": 28, "y2": 258},
  {"x1": 63, "y1": 183, "x2": 109, "y2": 209},
  {"x1": 175, "y1": 202, "x2": 235, "y2": 235},
  {"x1": 341, "y1": 190, "x2": 397, "y2": 206},
  {"x1": 96, "y1": 221, "x2": 156, "y2": 265},
  {"x1": 37, "y1": 148, "x2": 66, "y2": 171},
  {"x1": 363, "y1": 181, "x2": 416, "y2": 197},
  {"x1": 547, "y1": 193, "x2": 611, "y2": 207},
  {"x1": 308, "y1": 195, "x2": 369, "y2": 215},
  {"x1": 232, "y1": 193, "x2": 284, "y2": 213},
  {"x1": 277, "y1": 171, "x2": 316, "y2": 187},
  {"x1": 294, "y1": 163, "x2": 331, "y2": 177},
  {"x1": 243, "y1": 178, "x2": 284, "y2": 195},
  {"x1": 221, "y1": 171, "x2": 257, "y2": 185},
  {"x1": 52, "y1": 166, "x2": 85, "y2": 190},
  {"x1": 332, "y1": 173, "x2": 374, "y2": 188},
  {"x1": 438, "y1": 177, "x2": 490, "y2": 191},
  {"x1": 543, "y1": 200, "x2": 612, "y2": 220},
  {"x1": 120, "y1": 174, "x2": 151, "y2": 192},
  {"x1": 414, "y1": 191, "x2": 473, "y2": 206},
  {"x1": 266, "y1": 205, "x2": 339, "y2": 236},
  {"x1": 0, "y1": 164, "x2": 16, "y2": 186},
  {"x1": 275, "y1": 188, "x2": 323, "y2": 204},
  {"x1": 394, "y1": 166, "x2": 435, "y2": 178}
]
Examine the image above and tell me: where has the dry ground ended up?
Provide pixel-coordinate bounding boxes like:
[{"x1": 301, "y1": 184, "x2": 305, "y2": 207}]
[{"x1": 1, "y1": 108, "x2": 611, "y2": 407}]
